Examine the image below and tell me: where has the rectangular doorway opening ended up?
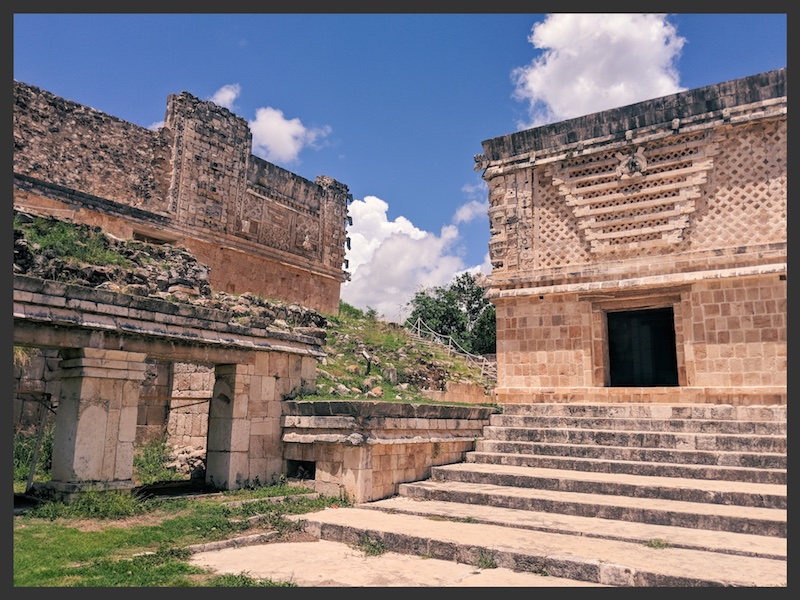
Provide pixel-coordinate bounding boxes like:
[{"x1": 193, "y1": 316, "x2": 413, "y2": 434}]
[{"x1": 607, "y1": 307, "x2": 679, "y2": 387}]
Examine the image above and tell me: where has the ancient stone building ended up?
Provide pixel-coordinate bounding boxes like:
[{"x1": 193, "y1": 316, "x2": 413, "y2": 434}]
[
  {"x1": 13, "y1": 80, "x2": 352, "y2": 484},
  {"x1": 13, "y1": 80, "x2": 351, "y2": 315},
  {"x1": 475, "y1": 68, "x2": 786, "y2": 405}
]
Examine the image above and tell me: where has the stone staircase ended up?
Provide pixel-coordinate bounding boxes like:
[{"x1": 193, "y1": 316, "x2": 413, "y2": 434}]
[{"x1": 296, "y1": 402, "x2": 787, "y2": 587}]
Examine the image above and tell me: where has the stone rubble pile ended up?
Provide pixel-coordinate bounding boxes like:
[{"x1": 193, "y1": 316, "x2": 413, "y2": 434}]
[{"x1": 13, "y1": 210, "x2": 327, "y2": 331}]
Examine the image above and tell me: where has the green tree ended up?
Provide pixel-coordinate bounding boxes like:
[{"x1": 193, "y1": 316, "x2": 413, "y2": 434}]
[
  {"x1": 471, "y1": 302, "x2": 496, "y2": 355},
  {"x1": 404, "y1": 272, "x2": 495, "y2": 355}
]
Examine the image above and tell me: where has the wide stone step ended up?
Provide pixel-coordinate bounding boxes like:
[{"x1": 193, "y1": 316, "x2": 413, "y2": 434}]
[
  {"x1": 500, "y1": 403, "x2": 787, "y2": 422},
  {"x1": 466, "y1": 451, "x2": 787, "y2": 485},
  {"x1": 293, "y1": 506, "x2": 787, "y2": 586},
  {"x1": 476, "y1": 439, "x2": 787, "y2": 470},
  {"x1": 489, "y1": 415, "x2": 787, "y2": 435},
  {"x1": 428, "y1": 463, "x2": 786, "y2": 509},
  {"x1": 397, "y1": 480, "x2": 786, "y2": 537},
  {"x1": 483, "y1": 426, "x2": 786, "y2": 453},
  {"x1": 359, "y1": 496, "x2": 787, "y2": 561}
]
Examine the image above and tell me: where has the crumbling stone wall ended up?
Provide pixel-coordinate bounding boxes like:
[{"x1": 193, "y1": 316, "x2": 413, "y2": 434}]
[
  {"x1": 13, "y1": 348, "x2": 61, "y2": 431},
  {"x1": 166, "y1": 362, "x2": 214, "y2": 449},
  {"x1": 477, "y1": 69, "x2": 786, "y2": 405},
  {"x1": 13, "y1": 80, "x2": 351, "y2": 314},
  {"x1": 136, "y1": 359, "x2": 172, "y2": 445}
]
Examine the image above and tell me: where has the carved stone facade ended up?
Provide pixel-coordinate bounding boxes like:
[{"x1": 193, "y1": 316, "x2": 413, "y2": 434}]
[
  {"x1": 13, "y1": 81, "x2": 351, "y2": 314},
  {"x1": 476, "y1": 69, "x2": 786, "y2": 405}
]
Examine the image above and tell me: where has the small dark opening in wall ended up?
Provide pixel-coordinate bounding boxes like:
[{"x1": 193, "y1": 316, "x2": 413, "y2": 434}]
[
  {"x1": 133, "y1": 231, "x2": 177, "y2": 245},
  {"x1": 286, "y1": 460, "x2": 315, "y2": 480}
]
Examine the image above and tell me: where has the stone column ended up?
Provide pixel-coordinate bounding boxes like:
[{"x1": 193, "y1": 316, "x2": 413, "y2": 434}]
[
  {"x1": 341, "y1": 445, "x2": 373, "y2": 504},
  {"x1": 46, "y1": 348, "x2": 146, "y2": 500}
]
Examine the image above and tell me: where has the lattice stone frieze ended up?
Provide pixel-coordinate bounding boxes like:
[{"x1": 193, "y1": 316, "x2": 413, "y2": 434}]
[
  {"x1": 546, "y1": 131, "x2": 718, "y2": 253},
  {"x1": 688, "y1": 120, "x2": 786, "y2": 251}
]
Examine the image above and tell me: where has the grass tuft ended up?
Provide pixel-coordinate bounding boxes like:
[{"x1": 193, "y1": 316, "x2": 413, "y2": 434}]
[
  {"x1": 354, "y1": 532, "x2": 386, "y2": 556},
  {"x1": 476, "y1": 548, "x2": 497, "y2": 569}
]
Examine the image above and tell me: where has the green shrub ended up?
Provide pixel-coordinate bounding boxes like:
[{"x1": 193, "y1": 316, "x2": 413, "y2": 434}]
[{"x1": 133, "y1": 437, "x2": 184, "y2": 485}]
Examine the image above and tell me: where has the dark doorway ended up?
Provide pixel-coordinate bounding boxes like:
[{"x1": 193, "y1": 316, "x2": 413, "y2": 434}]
[{"x1": 607, "y1": 307, "x2": 679, "y2": 386}]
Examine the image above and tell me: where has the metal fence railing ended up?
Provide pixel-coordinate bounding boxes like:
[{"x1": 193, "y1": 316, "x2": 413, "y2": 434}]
[{"x1": 405, "y1": 317, "x2": 496, "y2": 380}]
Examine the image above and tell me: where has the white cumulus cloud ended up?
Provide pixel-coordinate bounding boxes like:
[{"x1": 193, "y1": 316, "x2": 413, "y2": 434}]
[
  {"x1": 209, "y1": 83, "x2": 241, "y2": 110},
  {"x1": 193, "y1": 84, "x2": 332, "y2": 165},
  {"x1": 512, "y1": 13, "x2": 686, "y2": 128},
  {"x1": 249, "y1": 107, "x2": 332, "y2": 164},
  {"x1": 341, "y1": 196, "x2": 479, "y2": 323},
  {"x1": 453, "y1": 199, "x2": 488, "y2": 225}
]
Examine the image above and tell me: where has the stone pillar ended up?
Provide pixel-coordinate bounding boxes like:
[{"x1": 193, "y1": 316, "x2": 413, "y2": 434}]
[
  {"x1": 205, "y1": 363, "x2": 252, "y2": 489},
  {"x1": 45, "y1": 348, "x2": 146, "y2": 500},
  {"x1": 341, "y1": 445, "x2": 373, "y2": 504}
]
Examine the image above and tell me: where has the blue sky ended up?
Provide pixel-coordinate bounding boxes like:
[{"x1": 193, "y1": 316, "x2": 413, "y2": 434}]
[{"x1": 13, "y1": 13, "x2": 788, "y2": 322}]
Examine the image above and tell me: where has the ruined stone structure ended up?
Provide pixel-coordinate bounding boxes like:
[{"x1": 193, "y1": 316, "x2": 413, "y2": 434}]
[
  {"x1": 13, "y1": 273, "x2": 325, "y2": 497},
  {"x1": 13, "y1": 80, "x2": 351, "y2": 315},
  {"x1": 475, "y1": 69, "x2": 786, "y2": 405},
  {"x1": 281, "y1": 400, "x2": 493, "y2": 503},
  {"x1": 13, "y1": 271, "x2": 493, "y2": 501}
]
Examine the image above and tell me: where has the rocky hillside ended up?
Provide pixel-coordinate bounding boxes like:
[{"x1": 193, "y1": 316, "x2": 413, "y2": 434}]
[{"x1": 13, "y1": 210, "x2": 495, "y2": 405}]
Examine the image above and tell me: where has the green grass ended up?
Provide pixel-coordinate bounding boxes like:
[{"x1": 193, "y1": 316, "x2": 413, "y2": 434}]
[
  {"x1": 132, "y1": 436, "x2": 185, "y2": 486},
  {"x1": 14, "y1": 485, "x2": 349, "y2": 587},
  {"x1": 303, "y1": 300, "x2": 496, "y2": 407},
  {"x1": 353, "y1": 532, "x2": 386, "y2": 557},
  {"x1": 14, "y1": 430, "x2": 343, "y2": 587},
  {"x1": 14, "y1": 213, "x2": 132, "y2": 268},
  {"x1": 476, "y1": 548, "x2": 497, "y2": 569},
  {"x1": 13, "y1": 423, "x2": 54, "y2": 486}
]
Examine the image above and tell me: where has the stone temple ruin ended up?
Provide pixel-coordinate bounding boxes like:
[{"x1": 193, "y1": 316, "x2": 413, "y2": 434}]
[
  {"x1": 475, "y1": 68, "x2": 786, "y2": 407},
  {"x1": 13, "y1": 81, "x2": 351, "y2": 498},
  {"x1": 13, "y1": 81, "x2": 491, "y2": 502},
  {"x1": 13, "y1": 80, "x2": 351, "y2": 315},
  {"x1": 12, "y1": 67, "x2": 787, "y2": 505}
]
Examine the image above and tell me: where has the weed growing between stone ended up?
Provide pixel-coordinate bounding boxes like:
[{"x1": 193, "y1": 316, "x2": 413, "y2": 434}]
[
  {"x1": 354, "y1": 532, "x2": 386, "y2": 557},
  {"x1": 476, "y1": 548, "x2": 497, "y2": 569}
]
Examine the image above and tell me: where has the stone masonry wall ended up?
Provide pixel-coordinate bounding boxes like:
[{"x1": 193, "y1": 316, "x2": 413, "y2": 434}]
[
  {"x1": 684, "y1": 277, "x2": 786, "y2": 389},
  {"x1": 136, "y1": 359, "x2": 172, "y2": 445},
  {"x1": 166, "y1": 363, "x2": 214, "y2": 450},
  {"x1": 13, "y1": 348, "x2": 61, "y2": 431},
  {"x1": 13, "y1": 82, "x2": 172, "y2": 214},
  {"x1": 13, "y1": 80, "x2": 351, "y2": 314},
  {"x1": 479, "y1": 69, "x2": 787, "y2": 405},
  {"x1": 281, "y1": 401, "x2": 494, "y2": 502}
]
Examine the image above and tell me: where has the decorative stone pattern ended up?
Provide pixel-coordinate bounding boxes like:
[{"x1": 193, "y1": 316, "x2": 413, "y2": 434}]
[
  {"x1": 547, "y1": 131, "x2": 718, "y2": 254},
  {"x1": 13, "y1": 80, "x2": 352, "y2": 314},
  {"x1": 477, "y1": 69, "x2": 787, "y2": 405}
]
